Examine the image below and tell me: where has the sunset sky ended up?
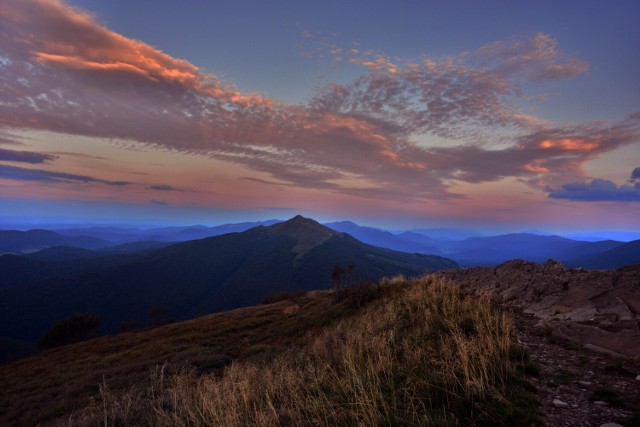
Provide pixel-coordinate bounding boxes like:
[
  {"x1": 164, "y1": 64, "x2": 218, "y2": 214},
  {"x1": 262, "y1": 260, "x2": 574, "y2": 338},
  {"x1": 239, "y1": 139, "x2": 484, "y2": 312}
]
[{"x1": 1, "y1": 0, "x2": 639, "y2": 231}]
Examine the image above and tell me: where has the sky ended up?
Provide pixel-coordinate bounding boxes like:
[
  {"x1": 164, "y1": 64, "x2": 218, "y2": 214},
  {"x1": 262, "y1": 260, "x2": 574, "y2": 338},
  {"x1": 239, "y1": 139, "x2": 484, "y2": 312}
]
[{"x1": 0, "y1": 0, "x2": 639, "y2": 231}]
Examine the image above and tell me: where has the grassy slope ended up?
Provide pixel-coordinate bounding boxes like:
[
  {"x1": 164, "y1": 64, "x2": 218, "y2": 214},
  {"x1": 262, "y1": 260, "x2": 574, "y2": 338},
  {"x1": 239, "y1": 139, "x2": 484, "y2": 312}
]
[
  {"x1": 0, "y1": 291, "x2": 350, "y2": 426},
  {"x1": 1, "y1": 277, "x2": 539, "y2": 426}
]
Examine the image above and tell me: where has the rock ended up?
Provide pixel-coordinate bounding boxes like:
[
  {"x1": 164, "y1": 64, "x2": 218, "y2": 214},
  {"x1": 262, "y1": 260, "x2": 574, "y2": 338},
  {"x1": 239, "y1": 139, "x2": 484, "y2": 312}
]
[
  {"x1": 593, "y1": 400, "x2": 609, "y2": 406},
  {"x1": 577, "y1": 380, "x2": 591, "y2": 386},
  {"x1": 584, "y1": 343, "x2": 626, "y2": 359},
  {"x1": 553, "y1": 398, "x2": 570, "y2": 409},
  {"x1": 636, "y1": 374, "x2": 640, "y2": 380},
  {"x1": 563, "y1": 305, "x2": 598, "y2": 322},
  {"x1": 599, "y1": 423, "x2": 623, "y2": 427},
  {"x1": 439, "y1": 263, "x2": 640, "y2": 358},
  {"x1": 597, "y1": 297, "x2": 634, "y2": 321}
]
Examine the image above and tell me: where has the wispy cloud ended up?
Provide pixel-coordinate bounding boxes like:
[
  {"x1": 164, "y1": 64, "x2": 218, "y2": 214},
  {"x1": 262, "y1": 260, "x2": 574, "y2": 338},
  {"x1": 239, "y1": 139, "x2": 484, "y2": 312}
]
[
  {"x1": 1, "y1": 0, "x2": 638, "y2": 204},
  {"x1": 0, "y1": 164, "x2": 129, "y2": 186},
  {"x1": 151, "y1": 199, "x2": 169, "y2": 206},
  {"x1": 147, "y1": 184, "x2": 184, "y2": 192},
  {"x1": 0, "y1": 148, "x2": 56, "y2": 163},
  {"x1": 0, "y1": 131, "x2": 26, "y2": 146}
]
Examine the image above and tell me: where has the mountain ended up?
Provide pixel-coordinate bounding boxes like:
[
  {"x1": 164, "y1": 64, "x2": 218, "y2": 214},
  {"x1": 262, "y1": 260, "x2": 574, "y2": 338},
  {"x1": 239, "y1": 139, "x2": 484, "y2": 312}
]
[
  {"x1": 444, "y1": 233, "x2": 625, "y2": 266},
  {"x1": 568, "y1": 239, "x2": 640, "y2": 269},
  {"x1": 324, "y1": 221, "x2": 441, "y2": 254},
  {"x1": 0, "y1": 242, "x2": 174, "y2": 287},
  {"x1": 53, "y1": 220, "x2": 283, "y2": 243},
  {"x1": 406, "y1": 227, "x2": 482, "y2": 240},
  {"x1": 564, "y1": 231, "x2": 640, "y2": 242},
  {"x1": 0, "y1": 215, "x2": 457, "y2": 344},
  {"x1": 0, "y1": 229, "x2": 112, "y2": 254}
]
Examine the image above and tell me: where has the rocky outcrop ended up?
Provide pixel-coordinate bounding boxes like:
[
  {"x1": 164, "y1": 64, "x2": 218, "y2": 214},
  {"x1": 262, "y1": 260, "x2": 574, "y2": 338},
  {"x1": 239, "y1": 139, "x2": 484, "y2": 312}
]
[{"x1": 438, "y1": 260, "x2": 640, "y2": 358}]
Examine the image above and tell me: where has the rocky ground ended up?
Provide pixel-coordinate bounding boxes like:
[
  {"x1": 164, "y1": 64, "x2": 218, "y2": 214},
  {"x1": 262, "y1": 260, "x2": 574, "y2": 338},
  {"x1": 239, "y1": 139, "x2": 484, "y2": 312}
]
[
  {"x1": 438, "y1": 260, "x2": 640, "y2": 426},
  {"x1": 514, "y1": 310, "x2": 640, "y2": 427}
]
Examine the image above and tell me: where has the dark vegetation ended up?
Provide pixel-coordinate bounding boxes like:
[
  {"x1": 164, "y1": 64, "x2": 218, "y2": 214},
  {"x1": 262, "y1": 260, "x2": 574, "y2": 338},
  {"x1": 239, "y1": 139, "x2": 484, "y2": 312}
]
[
  {"x1": 589, "y1": 385, "x2": 627, "y2": 408},
  {"x1": 37, "y1": 313, "x2": 102, "y2": 349}
]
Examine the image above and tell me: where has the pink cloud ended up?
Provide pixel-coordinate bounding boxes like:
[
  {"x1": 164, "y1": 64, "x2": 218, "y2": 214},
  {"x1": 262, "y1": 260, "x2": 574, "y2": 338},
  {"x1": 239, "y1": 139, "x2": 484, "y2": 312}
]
[
  {"x1": 0, "y1": 0, "x2": 638, "y2": 205},
  {"x1": 475, "y1": 33, "x2": 589, "y2": 82}
]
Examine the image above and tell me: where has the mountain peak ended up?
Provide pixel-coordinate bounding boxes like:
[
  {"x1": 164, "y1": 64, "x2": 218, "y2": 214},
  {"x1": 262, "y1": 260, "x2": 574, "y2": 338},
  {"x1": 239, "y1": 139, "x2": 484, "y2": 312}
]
[
  {"x1": 273, "y1": 215, "x2": 333, "y2": 231},
  {"x1": 268, "y1": 215, "x2": 339, "y2": 258}
]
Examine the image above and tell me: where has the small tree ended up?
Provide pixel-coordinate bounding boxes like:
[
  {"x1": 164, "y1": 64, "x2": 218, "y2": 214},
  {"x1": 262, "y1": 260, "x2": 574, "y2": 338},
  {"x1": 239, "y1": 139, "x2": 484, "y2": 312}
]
[
  {"x1": 38, "y1": 312, "x2": 102, "y2": 349},
  {"x1": 331, "y1": 262, "x2": 356, "y2": 292}
]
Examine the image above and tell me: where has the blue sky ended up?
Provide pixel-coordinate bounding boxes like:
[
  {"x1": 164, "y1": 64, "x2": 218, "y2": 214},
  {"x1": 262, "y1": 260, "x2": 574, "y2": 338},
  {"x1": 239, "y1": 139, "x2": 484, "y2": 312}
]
[{"x1": 0, "y1": 0, "x2": 639, "y2": 231}]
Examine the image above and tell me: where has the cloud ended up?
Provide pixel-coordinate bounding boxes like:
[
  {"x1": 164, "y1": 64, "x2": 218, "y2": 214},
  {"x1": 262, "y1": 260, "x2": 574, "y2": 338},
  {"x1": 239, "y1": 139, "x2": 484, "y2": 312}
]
[
  {"x1": 475, "y1": 33, "x2": 589, "y2": 82},
  {"x1": 151, "y1": 199, "x2": 169, "y2": 206},
  {"x1": 629, "y1": 167, "x2": 640, "y2": 183},
  {"x1": 147, "y1": 184, "x2": 183, "y2": 191},
  {"x1": 0, "y1": 148, "x2": 56, "y2": 163},
  {"x1": 0, "y1": 164, "x2": 129, "y2": 186},
  {"x1": 0, "y1": 131, "x2": 26, "y2": 146},
  {"x1": 548, "y1": 179, "x2": 640, "y2": 202},
  {"x1": 0, "y1": 0, "x2": 637, "y2": 203}
]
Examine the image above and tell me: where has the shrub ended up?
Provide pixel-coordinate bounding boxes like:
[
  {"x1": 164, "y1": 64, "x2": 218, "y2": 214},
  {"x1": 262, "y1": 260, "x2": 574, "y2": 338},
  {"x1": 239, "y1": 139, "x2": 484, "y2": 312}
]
[
  {"x1": 332, "y1": 279, "x2": 385, "y2": 308},
  {"x1": 331, "y1": 262, "x2": 356, "y2": 292},
  {"x1": 38, "y1": 312, "x2": 102, "y2": 349},
  {"x1": 590, "y1": 385, "x2": 626, "y2": 407}
]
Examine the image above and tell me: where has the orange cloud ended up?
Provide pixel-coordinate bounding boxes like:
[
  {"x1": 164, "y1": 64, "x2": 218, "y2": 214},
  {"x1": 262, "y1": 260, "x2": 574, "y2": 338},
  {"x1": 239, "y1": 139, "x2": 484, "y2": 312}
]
[{"x1": 539, "y1": 138, "x2": 600, "y2": 152}]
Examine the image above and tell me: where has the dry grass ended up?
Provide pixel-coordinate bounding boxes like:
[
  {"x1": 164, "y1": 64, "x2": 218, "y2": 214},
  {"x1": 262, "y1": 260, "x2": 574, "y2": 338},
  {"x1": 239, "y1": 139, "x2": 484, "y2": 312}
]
[
  {"x1": 0, "y1": 290, "x2": 352, "y2": 426},
  {"x1": 69, "y1": 276, "x2": 539, "y2": 426}
]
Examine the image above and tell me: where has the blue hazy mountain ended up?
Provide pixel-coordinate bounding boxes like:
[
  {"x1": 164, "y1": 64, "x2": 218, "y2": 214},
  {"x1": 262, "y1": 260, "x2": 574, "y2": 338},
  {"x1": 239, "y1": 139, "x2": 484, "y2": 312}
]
[
  {"x1": 324, "y1": 221, "x2": 442, "y2": 254},
  {"x1": 53, "y1": 220, "x2": 283, "y2": 243},
  {"x1": 445, "y1": 233, "x2": 624, "y2": 267},
  {"x1": 566, "y1": 239, "x2": 640, "y2": 269},
  {"x1": 0, "y1": 229, "x2": 112, "y2": 254}
]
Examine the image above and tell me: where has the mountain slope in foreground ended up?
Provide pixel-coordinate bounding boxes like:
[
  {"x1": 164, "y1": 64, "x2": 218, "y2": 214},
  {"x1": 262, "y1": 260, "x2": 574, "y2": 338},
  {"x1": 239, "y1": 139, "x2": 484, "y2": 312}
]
[
  {"x1": 2, "y1": 262, "x2": 639, "y2": 426},
  {"x1": 0, "y1": 215, "x2": 457, "y2": 344}
]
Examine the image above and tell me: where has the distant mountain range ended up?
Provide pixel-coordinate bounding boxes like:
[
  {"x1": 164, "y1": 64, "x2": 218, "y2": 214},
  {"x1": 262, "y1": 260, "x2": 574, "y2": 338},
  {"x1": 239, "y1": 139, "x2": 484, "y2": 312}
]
[
  {"x1": 324, "y1": 223, "x2": 638, "y2": 268},
  {"x1": 0, "y1": 216, "x2": 456, "y2": 346},
  {"x1": 50, "y1": 220, "x2": 283, "y2": 244},
  {"x1": 0, "y1": 229, "x2": 111, "y2": 254},
  {"x1": 2, "y1": 218, "x2": 639, "y2": 269}
]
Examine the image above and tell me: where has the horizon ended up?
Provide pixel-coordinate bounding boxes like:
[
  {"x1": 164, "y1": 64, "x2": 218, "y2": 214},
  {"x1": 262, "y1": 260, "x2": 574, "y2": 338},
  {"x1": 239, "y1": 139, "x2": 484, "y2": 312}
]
[
  {"x1": 1, "y1": 1, "x2": 639, "y2": 232},
  {"x1": 2, "y1": 213, "x2": 640, "y2": 241}
]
